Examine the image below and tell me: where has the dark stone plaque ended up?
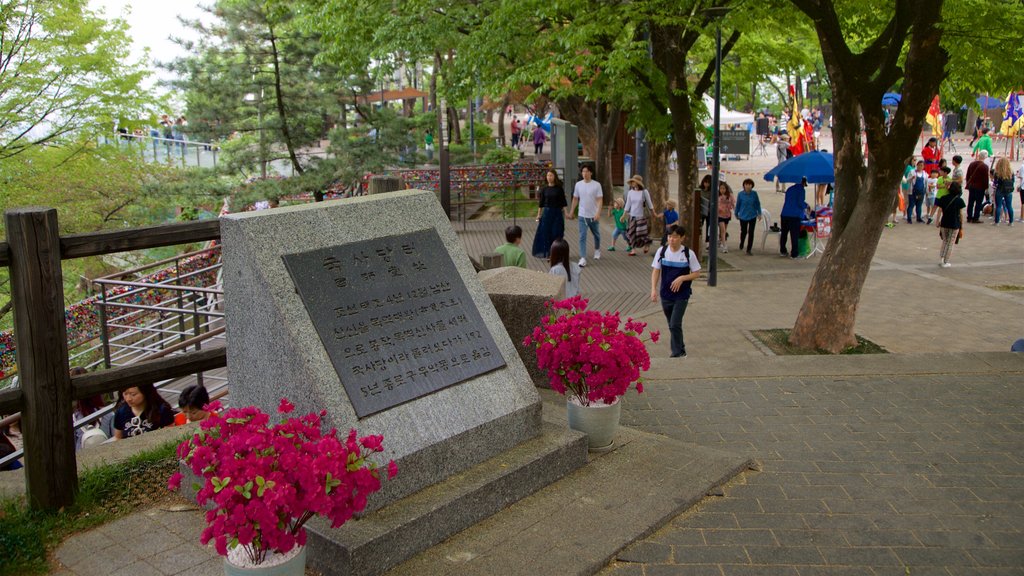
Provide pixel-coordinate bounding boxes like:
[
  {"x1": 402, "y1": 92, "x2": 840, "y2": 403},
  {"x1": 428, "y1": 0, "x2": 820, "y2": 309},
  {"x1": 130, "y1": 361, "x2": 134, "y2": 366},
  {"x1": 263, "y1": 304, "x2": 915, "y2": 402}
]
[{"x1": 282, "y1": 229, "x2": 505, "y2": 417}]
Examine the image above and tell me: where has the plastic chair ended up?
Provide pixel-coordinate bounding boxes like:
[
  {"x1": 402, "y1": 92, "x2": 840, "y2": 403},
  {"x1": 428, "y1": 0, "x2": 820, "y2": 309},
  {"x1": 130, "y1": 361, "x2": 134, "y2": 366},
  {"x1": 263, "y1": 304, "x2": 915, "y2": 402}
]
[{"x1": 760, "y1": 208, "x2": 777, "y2": 252}]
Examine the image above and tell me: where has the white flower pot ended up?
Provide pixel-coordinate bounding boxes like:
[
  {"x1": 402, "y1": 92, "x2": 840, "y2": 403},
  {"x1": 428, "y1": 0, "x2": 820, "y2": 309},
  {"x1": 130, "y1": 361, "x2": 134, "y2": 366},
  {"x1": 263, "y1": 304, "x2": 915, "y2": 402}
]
[
  {"x1": 566, "y1": 396, "x2": 621, "y2": 450},
  {"x1": 223, "y1": 545, "x2": 306, "y2": 576}
]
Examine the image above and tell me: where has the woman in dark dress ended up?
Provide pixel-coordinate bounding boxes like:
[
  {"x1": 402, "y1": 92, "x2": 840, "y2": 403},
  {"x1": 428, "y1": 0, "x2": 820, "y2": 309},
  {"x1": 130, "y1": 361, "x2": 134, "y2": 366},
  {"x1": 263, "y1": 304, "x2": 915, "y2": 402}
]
[{"x1": 532, "y1": 169, "x2": 568, "y2": 258}]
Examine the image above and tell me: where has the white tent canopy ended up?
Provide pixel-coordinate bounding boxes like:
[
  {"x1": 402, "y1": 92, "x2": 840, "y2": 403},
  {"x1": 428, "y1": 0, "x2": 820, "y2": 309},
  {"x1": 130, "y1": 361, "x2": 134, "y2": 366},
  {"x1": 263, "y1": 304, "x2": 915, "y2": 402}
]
[{"x1": 701, "y1": 95, "x2": 755, "y2": 126}]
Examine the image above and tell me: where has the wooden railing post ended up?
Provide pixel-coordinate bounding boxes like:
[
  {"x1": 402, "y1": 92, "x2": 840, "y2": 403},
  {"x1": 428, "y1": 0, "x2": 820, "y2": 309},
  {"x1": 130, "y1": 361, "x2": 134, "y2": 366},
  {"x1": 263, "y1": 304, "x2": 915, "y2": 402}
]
[{"x1": 6, "y1": 207, "x2": 77, "y2": 510}]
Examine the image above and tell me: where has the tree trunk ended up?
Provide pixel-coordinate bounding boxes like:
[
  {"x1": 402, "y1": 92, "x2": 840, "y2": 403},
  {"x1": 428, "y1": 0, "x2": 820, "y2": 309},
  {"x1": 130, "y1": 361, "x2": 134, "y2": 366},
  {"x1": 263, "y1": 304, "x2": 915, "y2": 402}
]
[
  {"x1": 432, "y1": 52, "x2": 442, "y2": 147},
  {"x1": 496, "y1": 94, "x2": 510, "y2": 146},
  {"x1": 448, "y1": 106, "x2": 462, "y2": 144},
  {"x1": 648, "y1": 141, "x2": 671, "y2": 237},
  {"x1": 558, "y1": 96, "x2": 618, "y2": 202},
  {"x1": 266, "y1": 24, "x2": 303, "y2": 176},
  {"x1": 788, "y1": 0, "x2": 948, "y2": 352}
]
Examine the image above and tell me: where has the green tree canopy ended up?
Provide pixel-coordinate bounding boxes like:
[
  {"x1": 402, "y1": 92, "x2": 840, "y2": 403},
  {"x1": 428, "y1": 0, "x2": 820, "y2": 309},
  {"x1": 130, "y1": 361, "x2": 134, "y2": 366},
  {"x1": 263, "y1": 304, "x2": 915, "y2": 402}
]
[{"x1": 0, "y1": 0, "x2": 152, "y2": 159}]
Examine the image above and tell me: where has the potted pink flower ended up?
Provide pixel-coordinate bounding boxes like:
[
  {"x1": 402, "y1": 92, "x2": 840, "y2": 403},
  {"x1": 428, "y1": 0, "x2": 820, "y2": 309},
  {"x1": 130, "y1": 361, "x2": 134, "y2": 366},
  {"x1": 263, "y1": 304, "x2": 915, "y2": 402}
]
[
  {"x1": 523, "y1": 296, "x2": 657, "y2": 449},
  {"x1": 169, "y1": 398, "x2": 397, "y2": 575}
]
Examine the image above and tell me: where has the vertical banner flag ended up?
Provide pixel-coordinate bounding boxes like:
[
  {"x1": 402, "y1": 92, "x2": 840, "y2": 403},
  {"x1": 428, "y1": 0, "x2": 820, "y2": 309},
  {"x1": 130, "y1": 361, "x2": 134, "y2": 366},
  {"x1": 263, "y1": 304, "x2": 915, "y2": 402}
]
[
  {"x1": 926, "y1": 95, "x2": 942, "y2": 136},
  {"x1": 787, "y1": 85, "x2": 804, "y2": 156},
  {"x1": 1001, "y1": 92, "x2": 1022, "y2": 136}
]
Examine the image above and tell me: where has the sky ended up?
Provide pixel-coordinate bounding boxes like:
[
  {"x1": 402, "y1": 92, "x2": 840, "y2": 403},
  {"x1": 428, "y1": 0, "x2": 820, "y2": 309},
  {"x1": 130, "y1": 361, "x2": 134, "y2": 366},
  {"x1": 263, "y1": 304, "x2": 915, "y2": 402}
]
[{"x1": 87, "y1": 0, "x2": 208, "y2": 101}]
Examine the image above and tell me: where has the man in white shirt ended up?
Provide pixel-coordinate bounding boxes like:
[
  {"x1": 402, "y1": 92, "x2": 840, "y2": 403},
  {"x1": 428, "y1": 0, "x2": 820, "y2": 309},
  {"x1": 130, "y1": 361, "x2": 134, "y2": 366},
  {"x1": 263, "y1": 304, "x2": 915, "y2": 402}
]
[{"x1": 569, "y1": 165, "x2": 603, "y2": 267}]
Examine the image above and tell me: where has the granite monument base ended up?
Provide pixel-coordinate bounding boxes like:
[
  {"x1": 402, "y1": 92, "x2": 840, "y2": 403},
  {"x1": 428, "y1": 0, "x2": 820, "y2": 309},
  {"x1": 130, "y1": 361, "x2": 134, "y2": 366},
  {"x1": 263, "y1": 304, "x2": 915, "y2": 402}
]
[
  {"x1": 306, "y1": 422, "x2": 587, "y2": 576},
  {"x1": 478, "y1": 266, "x2": 564, "y2": 388}
]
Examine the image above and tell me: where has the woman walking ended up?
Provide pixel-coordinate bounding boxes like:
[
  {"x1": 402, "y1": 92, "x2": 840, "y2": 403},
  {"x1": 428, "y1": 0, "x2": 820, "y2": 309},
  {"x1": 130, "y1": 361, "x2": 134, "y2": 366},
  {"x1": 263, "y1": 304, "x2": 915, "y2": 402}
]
[
  {"x1": 622, "y1": 175, "x2": 655, "y2": 256},
  {"x1": 532, "y1": 169, "x2": 568, "y2": 258},
  {"x1": 935, "y1": 182, "x2": 966, "y2": 268},
  {"x1": 734, "y1": 178, "x2": 763, "y2": 255},
  {"x1": 717, "y1": 181, "x2": 736, "y2": 253},
  {"x1": 992, "y1": 157, "x2": 1015, "y2": 226}
]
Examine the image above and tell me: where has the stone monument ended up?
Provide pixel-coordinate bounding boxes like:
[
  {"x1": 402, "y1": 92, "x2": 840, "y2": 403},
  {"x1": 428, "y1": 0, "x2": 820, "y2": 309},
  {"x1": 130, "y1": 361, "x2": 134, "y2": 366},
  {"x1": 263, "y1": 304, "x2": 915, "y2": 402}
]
[{"x1": 220, "y1": 191, "x2": 586, "y2": 575}]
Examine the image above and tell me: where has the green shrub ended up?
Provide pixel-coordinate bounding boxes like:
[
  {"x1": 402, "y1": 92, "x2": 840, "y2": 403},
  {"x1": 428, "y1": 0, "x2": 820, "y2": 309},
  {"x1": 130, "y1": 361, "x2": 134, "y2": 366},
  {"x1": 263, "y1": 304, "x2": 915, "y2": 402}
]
[{"x1": 482, "y1": 146, "x2": 520, "y2": 164}]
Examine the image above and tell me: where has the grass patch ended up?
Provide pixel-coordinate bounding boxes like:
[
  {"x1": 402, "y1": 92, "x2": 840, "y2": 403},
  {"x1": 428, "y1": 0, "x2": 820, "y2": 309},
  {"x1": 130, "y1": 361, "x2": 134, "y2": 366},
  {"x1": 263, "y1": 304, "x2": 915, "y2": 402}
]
[
  {"x1": 751, "y1": 328, "x2": 888, "y2": 355},
  {"x1": 0, "y1": 440, "x2": 180, "y2": 575},
  {"x1": 989, "y1": 284, "x2": 1024, "y2": 292}
]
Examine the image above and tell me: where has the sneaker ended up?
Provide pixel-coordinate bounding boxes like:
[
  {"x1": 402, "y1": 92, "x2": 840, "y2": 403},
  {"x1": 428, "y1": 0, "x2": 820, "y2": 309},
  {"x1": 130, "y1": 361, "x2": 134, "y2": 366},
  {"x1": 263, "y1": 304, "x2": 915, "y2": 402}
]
[
  {"x1": 941, "y1": 262, "x2": 952, "y2": 268},
  {"x1": 721, "y1": 245, "x2": 728, "y2": 253},
  {"x1": 578, "y1": 257, "x2": 587, "y2": 267},
  {"x1": 993, "y1": 222, "x2": 999, "y2": 226},
  {"x1": 927, "y1": 217, "x2": 933, "y2": 224},
  {"x1": 607, "y1": 246, "x2": 616, "y2": 251},
  {"x1": 746, "y1": 250, "x2": 752, "y2": 255},
  {"x1": 593, "y1": 249, "x2": 601, "y2": 260}
]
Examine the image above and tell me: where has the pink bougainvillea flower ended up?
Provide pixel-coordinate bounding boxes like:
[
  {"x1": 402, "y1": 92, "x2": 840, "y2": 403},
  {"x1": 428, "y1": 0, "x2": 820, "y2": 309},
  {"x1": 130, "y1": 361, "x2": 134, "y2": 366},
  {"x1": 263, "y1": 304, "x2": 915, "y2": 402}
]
[
  {"x1": 171, "y1": 397, "x2": 395, "y2": 567},
  {"x1": 523, "y1": 297, "x2": 650, "y2": 406},
  {"x1": 650, "y1": 330, "x2": 661, "y2": 343}
]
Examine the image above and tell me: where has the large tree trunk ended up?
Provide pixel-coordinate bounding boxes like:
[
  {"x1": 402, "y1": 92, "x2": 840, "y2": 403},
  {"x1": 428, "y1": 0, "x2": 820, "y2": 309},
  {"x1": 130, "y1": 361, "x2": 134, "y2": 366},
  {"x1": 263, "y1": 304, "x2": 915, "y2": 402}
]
[
  {"x1": 558, "y1": 96, "x2": 619, "y2": 202},
  {"x1": 788, "y1": 0, "x2": 947, "y2": 352},
  {"x1": 648, "y1": 141, "x2": 672, "y2": 237}
]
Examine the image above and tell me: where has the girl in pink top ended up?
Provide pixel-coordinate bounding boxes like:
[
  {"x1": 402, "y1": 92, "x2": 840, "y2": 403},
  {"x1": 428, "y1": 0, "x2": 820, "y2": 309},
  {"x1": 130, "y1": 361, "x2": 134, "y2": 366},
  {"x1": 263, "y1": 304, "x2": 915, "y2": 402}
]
[{"x1": 717, "y1": 182, "x2": 736, "y2": 253}]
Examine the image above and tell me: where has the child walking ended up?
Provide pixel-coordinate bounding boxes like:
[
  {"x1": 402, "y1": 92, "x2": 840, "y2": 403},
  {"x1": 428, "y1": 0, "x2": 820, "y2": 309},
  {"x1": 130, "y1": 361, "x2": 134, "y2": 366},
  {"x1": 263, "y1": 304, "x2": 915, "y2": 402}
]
[
  {"x1": 608, "y1": 197, "x2": 628, "y2": 251},
  {"x1": 717, "y1": 182, "x2": 736, "y2": 253},
  {"x1": 734, "y1": 178, "x2": 763, "y2": 255},
  {"x1": 658, "y1": 200, "x2": 679, "y2": 246},
  {"x1": 935, "y1": 182, "x2": 966, "y2": 268}
]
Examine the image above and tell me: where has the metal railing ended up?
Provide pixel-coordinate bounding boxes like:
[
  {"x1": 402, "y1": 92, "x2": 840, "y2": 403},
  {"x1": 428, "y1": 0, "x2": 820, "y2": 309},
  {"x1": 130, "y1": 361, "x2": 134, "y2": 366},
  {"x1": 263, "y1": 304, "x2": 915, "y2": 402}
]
[{"x1": 0, "y1": 244, "x2": 227, "y2": 471}]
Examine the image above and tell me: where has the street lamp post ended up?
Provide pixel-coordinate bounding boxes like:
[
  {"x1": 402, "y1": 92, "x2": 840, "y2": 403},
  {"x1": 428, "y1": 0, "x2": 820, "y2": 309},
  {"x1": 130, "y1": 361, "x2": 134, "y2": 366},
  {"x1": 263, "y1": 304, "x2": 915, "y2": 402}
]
[{"x1": 705, "y1": 7, "x2": 729, "y2": 287}]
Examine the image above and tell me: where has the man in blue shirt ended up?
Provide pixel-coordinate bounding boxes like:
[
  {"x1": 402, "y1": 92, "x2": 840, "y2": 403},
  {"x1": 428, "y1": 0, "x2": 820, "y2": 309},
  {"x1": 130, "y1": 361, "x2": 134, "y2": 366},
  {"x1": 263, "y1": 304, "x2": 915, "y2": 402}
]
[{"x1": 780, "y1": 178, "x2": 809, "y2": 259}]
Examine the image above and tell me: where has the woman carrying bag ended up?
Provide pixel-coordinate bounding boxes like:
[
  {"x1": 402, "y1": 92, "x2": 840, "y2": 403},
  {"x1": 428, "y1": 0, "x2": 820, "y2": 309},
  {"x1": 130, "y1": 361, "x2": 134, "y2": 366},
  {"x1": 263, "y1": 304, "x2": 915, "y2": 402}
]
[{"x1": 622, "y1": 175, "x2": 655, "y2": 256}]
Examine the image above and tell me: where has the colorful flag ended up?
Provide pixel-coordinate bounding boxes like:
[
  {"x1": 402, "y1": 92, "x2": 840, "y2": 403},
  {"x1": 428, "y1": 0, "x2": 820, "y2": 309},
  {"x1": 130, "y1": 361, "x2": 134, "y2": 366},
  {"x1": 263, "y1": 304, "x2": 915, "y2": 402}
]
[
  {"x1": 1001, "y1": 92, "x2": 1022, "y2": 136},
  {"x1": 925, "y1": 95, "x2": 941, "y2": 136},
  {"x1": 787, "y1": 85, "x2": 804, "y2": 156}
]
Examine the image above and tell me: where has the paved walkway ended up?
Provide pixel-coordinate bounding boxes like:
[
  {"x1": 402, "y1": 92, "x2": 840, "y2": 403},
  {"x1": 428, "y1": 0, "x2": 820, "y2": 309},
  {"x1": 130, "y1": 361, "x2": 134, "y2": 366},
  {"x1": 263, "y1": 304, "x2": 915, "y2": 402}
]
[{"x1": 602, "y1": 353, "x2": 1024, "y2": 576}]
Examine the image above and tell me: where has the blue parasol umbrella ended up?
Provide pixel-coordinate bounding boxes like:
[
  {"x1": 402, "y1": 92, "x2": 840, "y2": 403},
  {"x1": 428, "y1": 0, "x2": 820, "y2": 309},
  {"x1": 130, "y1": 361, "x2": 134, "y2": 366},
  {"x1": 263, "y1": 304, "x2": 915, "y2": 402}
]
[
  {"x1": 976, "y1": 95, "x2": 1004, "y2": 110},
  {"x1": 764, "y1": 151, "x2": 835, "y2": 184},
  {"x1": 882, "y1": 92, "x2": 902, "y2": 106}
]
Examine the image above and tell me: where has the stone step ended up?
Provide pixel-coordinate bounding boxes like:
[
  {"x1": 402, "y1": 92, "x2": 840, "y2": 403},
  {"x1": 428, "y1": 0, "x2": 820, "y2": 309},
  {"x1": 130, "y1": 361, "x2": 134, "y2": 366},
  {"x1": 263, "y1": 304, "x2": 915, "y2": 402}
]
[{"x1": 306, "y1": 419, "x2": 588, "y2": 576}]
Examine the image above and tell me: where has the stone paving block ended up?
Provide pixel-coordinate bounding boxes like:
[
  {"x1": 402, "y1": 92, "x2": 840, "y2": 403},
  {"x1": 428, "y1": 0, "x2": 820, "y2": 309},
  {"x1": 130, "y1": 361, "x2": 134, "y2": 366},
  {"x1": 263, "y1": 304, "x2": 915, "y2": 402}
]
[
  {"x1": 769, "y1": 529, "x2": 848, "y2": 547},
  {"x1": 615, "y1": 541, "x2": 673, "y2": 564},
  {"x1": 841, "y1": 529, "x2": 921, "y2": 547},
  {"x1": 54, "y1": 528, "x2": 117, "y2": 568},
  {"x1": 892, "y1": 547, "x2": 977, "y2": 567},
  {"x1": 60, "y1": 546, "x2": 135, "y2": 576},
  {"x1": 743, "y1": 545, "x2": 825, "y2": 566},
  {"x1": 147, "y1": 542, "x2": 215, "y2": 575},
  {"x1": 966, "y1": 548, "x2": 1024, "y2": 567},
  {"x1": 758, "y1": 498, "x2": 828, "y2": 514},
  {"x1": 108, "y1": 560, "x2": 161, "y2": 576},
  {"x1": 645, "y1": 564, "x2": 722, "y2": 576},
  {"x1": 672, "y1": 545, "x2": 750, "y2": 564},
  {"x1": 816, "y1": 546, "x2": 903, "y2": 567},
  {"x1": 720, "y1": 566, "x2": 800, "y2": 576},
  {"x1": 735, "y1": 514, "x2": 809, "y2": 530},
  {"x1": 701, "y1": 529, "x2": 777, "y2": 547},
  {"x1": 790, "y1": 567, "x2": 875, "y2": 576}
]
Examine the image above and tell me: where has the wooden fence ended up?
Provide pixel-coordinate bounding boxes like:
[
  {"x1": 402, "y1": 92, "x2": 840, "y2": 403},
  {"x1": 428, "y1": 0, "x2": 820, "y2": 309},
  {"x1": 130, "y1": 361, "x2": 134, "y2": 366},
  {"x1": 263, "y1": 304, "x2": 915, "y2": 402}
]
[{"x1": 0, "y1": 208, "x2": 225, "y2": 510}]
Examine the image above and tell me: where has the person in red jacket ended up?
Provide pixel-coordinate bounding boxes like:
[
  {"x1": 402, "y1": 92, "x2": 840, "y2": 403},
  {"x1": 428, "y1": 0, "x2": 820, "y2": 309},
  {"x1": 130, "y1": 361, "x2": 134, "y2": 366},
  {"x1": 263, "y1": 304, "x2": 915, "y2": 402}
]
[
  {"x1": 921, "y1": 137, "x2": 942, "y2": 174},
  {"x1": 964, "y1": 150, "x2": 990, "y2": 223}
]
